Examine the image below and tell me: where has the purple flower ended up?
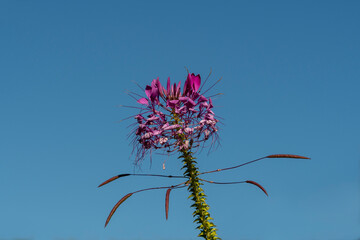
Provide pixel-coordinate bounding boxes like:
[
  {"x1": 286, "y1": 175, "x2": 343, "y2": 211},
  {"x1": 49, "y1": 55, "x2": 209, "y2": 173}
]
[{"x1": 128, "y1": 73, "x2": 220, "y2": 164}]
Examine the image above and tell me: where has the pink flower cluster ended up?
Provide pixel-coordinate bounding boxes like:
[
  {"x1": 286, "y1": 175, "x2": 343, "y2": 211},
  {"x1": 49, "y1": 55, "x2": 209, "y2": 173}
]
[{"x1": 130, "y1": 73, "x2": 219, "y2": 163}]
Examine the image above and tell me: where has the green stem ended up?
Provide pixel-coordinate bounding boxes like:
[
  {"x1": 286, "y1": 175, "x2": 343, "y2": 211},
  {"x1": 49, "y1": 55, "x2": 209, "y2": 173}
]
[
  {"x1": 171, "y1": 111, "x2": 220, "y2": 239},
  {"x1": 180, "y1": 149, "x2": 220, "y2": 240}
]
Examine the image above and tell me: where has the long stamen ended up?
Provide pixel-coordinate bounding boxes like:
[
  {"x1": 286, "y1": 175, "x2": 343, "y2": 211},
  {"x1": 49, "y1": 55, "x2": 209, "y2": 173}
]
[
  {"x1": 201, "y1": 77, "x2": 222, "y2": 95},
  {"x1": 132, "y1": 80, "x2": 144, "y2": 91},
  {"x1": 127, "y1": 91, "x2": 145, "y2": 99},
  {"x1": 199, "y1": 68, "x2": 212, "y2": 92},
  {"x1": 117, "y1": 111, "x2": 152, "y2": 122},
  {"x1": 206, "y1": 93, "x2": 223, "y2": 98},
  {"x1": 118, "y1": 105, "x2": 148, "y2": 110},
  {"x1": 125, "y1": 90, "x2": 141, "y2": 102}
]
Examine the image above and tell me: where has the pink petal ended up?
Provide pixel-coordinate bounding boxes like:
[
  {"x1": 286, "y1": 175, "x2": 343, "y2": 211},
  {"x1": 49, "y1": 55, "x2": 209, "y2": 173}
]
[
  {"x1": 163, "y1": 124, "x2": 180, "y2": 130},
  {"x1": 147, "y1": 116, "x2": 159, "y2": 122},
  {"x1": 167, "y1": 100, "x2": 179, "y2": 108},
  {"x1": 179, "y1": 96, "x2": 190, "y2": 102},
  {"x1": 161, "y1": 122, "x2": 169, "y2": 129},
  {"x1": 179, "y1": 96, "x2": 196, "y2": 107},
  {"x1": 209, "y1": 98, "x2": 213, "y2": 108},
  {"x1": 145, "y1": 85, "x2": 152, "y2": 99},
  {"x1": 171, "y1": 84, "x2": 174, "y2": 96},
  {"x1": 190, "y1": 73, "x2": 201, "y2": 92},
  {"x1": 151, "y1": 87, "x2": 159, "y2": 102},
  {"x1": 151, "y1": 77, "x2": 161, "y2": 89},
  {"x1": 160, "y1": 86, "x2": 166, "y2": 98},
  {"x1": 137, "y1": 98, "x2": 149, "y2": 105},
  {"x1": 167, "y1": 77, "x2": 171, "y2": 95},
  {"x1": 183, "y1": 74, "x2": 192, "y2": 95},
  {"x1": 176, "y1": 81, "x2": 181, "y2": 95},
  {"x1": 198, "y1": 95, "x2": 208, "y2": 102},
  {"x1": 187, "y1": 98, "x2": 196, "y2": 107}
]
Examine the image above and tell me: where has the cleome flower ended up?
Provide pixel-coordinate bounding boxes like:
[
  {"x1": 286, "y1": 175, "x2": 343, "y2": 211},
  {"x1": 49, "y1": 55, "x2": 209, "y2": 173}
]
[
  {"x1": 100, "y1": 70, "x2": 310, "y2": 240},
  {"x1": 129, "y1": 73, "x2": 220, "y2": 164}
]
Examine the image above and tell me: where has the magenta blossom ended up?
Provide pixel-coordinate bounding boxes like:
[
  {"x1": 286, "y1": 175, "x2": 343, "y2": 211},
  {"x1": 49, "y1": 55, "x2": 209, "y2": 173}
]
[{"x1": 129, "y1": 73, "x2": 220, "y2": 164}]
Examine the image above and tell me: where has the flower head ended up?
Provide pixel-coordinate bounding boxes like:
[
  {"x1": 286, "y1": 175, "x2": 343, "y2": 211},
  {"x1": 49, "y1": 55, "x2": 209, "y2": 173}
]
[{"x1": 129, "y1": 73, "x2": 220, "y2": 164}]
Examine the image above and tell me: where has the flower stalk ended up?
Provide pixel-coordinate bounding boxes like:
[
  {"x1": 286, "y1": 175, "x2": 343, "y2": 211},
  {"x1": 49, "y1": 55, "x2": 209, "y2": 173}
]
[
  {"x1": 172, "y1": 108, "x2": 219, "y2": 239},
  {"x1": 180, "y1": 148, "x2": 219, "y2": 239}
]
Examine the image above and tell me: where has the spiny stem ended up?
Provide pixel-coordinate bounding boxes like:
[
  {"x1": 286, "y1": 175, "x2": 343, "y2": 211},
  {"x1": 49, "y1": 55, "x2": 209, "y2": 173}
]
[
  {"x1": 172, "y1": 111, "x2": 220, "y2": 239},
  {"x1": 180, "y1": 149, "x2": 220, "y2": 240}
]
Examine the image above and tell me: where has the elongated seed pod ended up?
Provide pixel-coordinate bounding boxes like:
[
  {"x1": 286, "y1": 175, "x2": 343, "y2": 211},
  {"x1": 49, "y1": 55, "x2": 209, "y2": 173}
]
[
  {"x1": 266, "y1": 154, "x2": 310, "y2": 159},
  {"x1": 246, "y1": 180, "x2": 268, "y2": 196},
  {"x1": 98, "y1": 174, "x2": 131, "y2": 187},
  {"x1": 105, "y1": 193, "x2": 133, "y2": 227},
  {"x1": 165, "y1": 188, "x2": 172, "y2": 220}
]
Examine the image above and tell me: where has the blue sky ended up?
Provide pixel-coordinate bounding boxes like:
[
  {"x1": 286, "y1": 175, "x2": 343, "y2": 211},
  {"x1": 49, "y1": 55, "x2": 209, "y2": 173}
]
[{"x1": 0, "y1": 1, "x2": 359, "y2": 240}]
